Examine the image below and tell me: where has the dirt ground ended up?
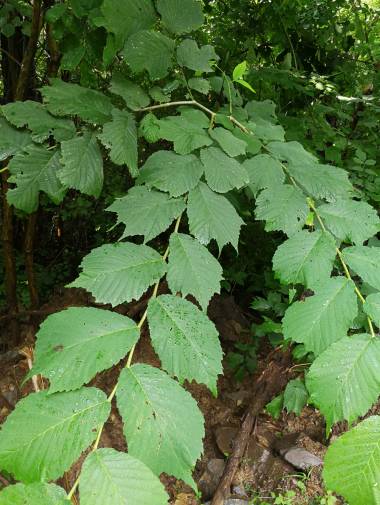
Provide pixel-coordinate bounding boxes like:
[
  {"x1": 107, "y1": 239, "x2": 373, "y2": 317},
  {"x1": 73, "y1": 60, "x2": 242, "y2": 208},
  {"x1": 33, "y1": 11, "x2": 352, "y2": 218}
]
[{"x1": 0, "y1": 288, "x2": 353, "y2": 504}]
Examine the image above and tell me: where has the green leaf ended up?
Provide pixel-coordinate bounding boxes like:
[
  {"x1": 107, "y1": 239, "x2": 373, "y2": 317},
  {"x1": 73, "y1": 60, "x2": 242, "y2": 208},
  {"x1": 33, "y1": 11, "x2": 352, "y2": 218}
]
[
  {"x1": 177, "y1": 107, "x2": 210, "y2": 128},
  {"x1": 201, "y1": 147, "x2": 249, "y2": 193},
  {"x1": 98, "y1": 109, "x2": 138, "y2": 177},
  {"x1": 107, "y1": 186, "x2": 185, "y2": 242},
  {"x1": 255, "y1": 184, "x2": 309, "y2": 236},
  {"x1": 41, "y1": 79, "x2": 112, "y2": 124},
  {"x1": 69, "y1": 242, "x2": 166, "y2": 306},
  {"x1": 29, "y1": 307, "x2": 139, "y2": 393},
  {"x1": 267, "y1": 140, "x2": 317, "y2": 166},
  {"x1": 80, "y1": 449, "x2": 168, "y2": 505},
  {"x1": 187, "y1": 182, "x2": 244, "y2": 251},
  {"x1": 364, "y1": 293, "x2": 380, "y2": 327},
  {"x1": 2, "y1": 101, "x2": 75, "y2": 143},
  {"x1": 176, "y1": 39, "x2": 218, "y2": 72},
  {"x1": 109, "y1": 72, "x2": 150, "y2": 109},
  {"x1": 122, "y1": 30, "x2": 175, "y2": 80},
  {"x1": 233, "y1": 61, "x2": 247, "y2": 81},
  {"x1": 342, "y1": 246, "x2": 380, "y2": 291},
  {"x1": 323, "y1": 416, "x2": 380, "y2": 505},
  {"x1": 138, "y1": 150, "x2": 203, "y2": 196},
  {"x1": 233, "y1": 128, "x2": 262, "y2": 155},
  {"x1": 167, "y1": 233, "x2": 222, "y2": 310},
  {"x1": 60, "y1": 132, "x2": 103, "y2": 197},
  {"x1": 307, "y1": 334, "x2": 380, "y2": 430},
  {"x1": 188, "y1": 77, "x2": 210, "y2": 95},
  {"x1": 158, "y1": 114, "x2": 212, "y2": 154},
  {"x1": 243, "y1": 153, "x2": 284, "y2": 196},
  {"x1": 7, "y1": 147, "x2": 65, "y2": 213},
  {"x1": 283, "y1": 277, "x2": 357, "y2": 355},
  {"x1": 235, "y1": 79, "x2": 255, "y2": 94},
  {"x1": 287, "y1": 163, "x2": 353, "y2": 202},
  {"x1": 209, "y1": 127, "x2": 247, "y2": 157},
  {"x1": 147, "y1": 294, "x2": 223, "y2": 394},
  {"x1": 157, "y1": 0, "x2": 204, "y2": 34},
  {"x1": 266, "y1": 394, "x2": 284, "y2": 419},
  {"x1": 139, "y1": 113, "x2": 161, "y2": 143},
  {"x1": 117, "y1": 364, "x2": 204, "y2": 488},
  {"x1": 0, "y1": 388, "x2": 110, "y2": 482},
  {"x1": 0, "y1": 117, "x2": 32, "y2": 161},
  {"x1": 246, "y1": 99, "x2": 277, "y2": 122},
  {"x1": 272, "y1": 230, "x2": 337, "y2": 289},
  {"x1": 317, "y1": 200, "x2": 380, "y2": 244},
  {"x1": 249, "y1": 118, "x2": 285, "y2": 142},
  {"x1": 100, "y1": 0, "x2": 156, "y2": 44},
  {"x1": 283, "y1": 379, "x2": 308, "y2": 415},
  {"x1": 0, "y1": 483, "x2": 70, "y2": 505}
]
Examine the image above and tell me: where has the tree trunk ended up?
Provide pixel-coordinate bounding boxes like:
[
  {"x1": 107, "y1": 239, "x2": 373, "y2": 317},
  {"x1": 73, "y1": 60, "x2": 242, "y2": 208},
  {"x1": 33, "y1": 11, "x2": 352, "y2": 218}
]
[{"x1": 15, "y1": 0, "x2": 43, "y2": 310}]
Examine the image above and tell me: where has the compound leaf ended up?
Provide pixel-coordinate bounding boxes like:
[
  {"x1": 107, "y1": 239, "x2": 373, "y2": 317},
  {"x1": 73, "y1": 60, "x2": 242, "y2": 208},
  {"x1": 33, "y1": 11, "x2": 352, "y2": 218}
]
[
  {"x1": 60, "y1": 132, "x2": 103, "y2": 197},
  {"x1": 342, "y1": 246, "x2": 380, "y2": 291},
  {"x1": 7, "y1": 147, "x2": 65, "y2": 213},
  {"x1": 29, "y1": 307, "x2": 139, "y2": 393},
  {"x1": 0, "y1": 388, "x2": 110, "y2": 482},
  {"x1": 80, "y1": 449, "x2": 168, "y2": 505},
  {"x1": 187, "y1": 182, "x2": 244, "y2": 251},
  {"x1": 273, "y1": 230, "x2": 337, "y2": 289},
  {"x1": 323, "y1": 416, "x2": 380, "y2": 505},
  {"x1": 255, "y1": 184, "x2": 308, "y2": 236},
  {"x1": 147, "y1": 294, "x2": 223, "y2": 394},
  {"x1": 107, "y1": 186, "x2": 185, "y2": 242},
  {"x1": 167, "y1": 232, "x2": 223, "y2": 310},
  {"x1": 138, "y1": 150, "x2": 203, "y2": 196},
  {"x1": 283, "y1": 277, "x2": 357, "y2": 355},
  {"x1": 41, "y1": 79, "x2": 112, "y2": 124},
  {"x1": 123, "y1": 30, "x2": 175, "y2": 80},
  {"x1": 243, "y1": 153, "x2": 284, "y2": 196},
  {"x1": 69, "y1": 242, "x2": 166, "y2": 306},
  {"x1": 117, "y1": 364, "x2": 204, "y2": 488},
  {"x1": 98, "y1": 109, "x2": 138, "y2": 176},
  {"x1": 307, "y1": 334, "x2": 380, "y2": 431},
  {"x1": 209, "y1": 127, "x2": 247, "y2": 157},
  {"x1": 201, "y1": 147, "x2": 249, "y2": 193},
  {"x1": 317, "y1": 200, "x2": 380, "y2": 245},
  {"x1": 157, "y1": 0, "x2": 204, "y2": 34},
  {"x1": 0, "y1": 483, "x2": 70, "y2": 505}
]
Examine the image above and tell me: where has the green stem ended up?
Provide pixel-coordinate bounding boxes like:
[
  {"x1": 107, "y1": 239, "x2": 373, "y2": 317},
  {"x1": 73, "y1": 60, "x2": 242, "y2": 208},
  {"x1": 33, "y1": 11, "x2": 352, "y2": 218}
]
[
  {"x1": 0, "y1": 166, "x2": 9, "y2": 174},
  {"x1": 67, "y1": 214, "x2": 182, "y2": 502}
]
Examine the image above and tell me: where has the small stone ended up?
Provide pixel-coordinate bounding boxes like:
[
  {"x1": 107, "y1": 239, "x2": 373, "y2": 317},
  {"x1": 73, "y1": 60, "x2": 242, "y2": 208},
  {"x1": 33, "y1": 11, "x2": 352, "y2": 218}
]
[
  {"x1": 282, "y1": 447, "x2": 323, "y2": 471},
  {"x1": 232, "y1": 484, "x2": 248, "y2": 497},
  {"x1": 224, "y1": 500, "x2": 249, "y2": 505}
]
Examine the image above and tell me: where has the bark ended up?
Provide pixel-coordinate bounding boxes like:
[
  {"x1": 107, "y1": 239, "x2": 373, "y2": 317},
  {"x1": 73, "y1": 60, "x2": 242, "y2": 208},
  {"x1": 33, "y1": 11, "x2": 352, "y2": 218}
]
[{"x1": 15, "y1": 0, "x2": 43, "y2": 310}]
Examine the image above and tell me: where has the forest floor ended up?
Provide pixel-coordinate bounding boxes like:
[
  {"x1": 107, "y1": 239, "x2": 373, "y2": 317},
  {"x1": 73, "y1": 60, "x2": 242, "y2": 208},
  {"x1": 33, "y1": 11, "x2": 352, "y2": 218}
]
[{"x1": 0, "y1": 288, "x2": 353, "y2": 505}]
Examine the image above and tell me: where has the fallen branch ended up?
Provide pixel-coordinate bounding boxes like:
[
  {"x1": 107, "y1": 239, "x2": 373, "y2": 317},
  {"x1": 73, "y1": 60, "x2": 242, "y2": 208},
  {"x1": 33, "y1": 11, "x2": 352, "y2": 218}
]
[{"x1": 211, "y1": 350, "x2": 292, "y2": 505}]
